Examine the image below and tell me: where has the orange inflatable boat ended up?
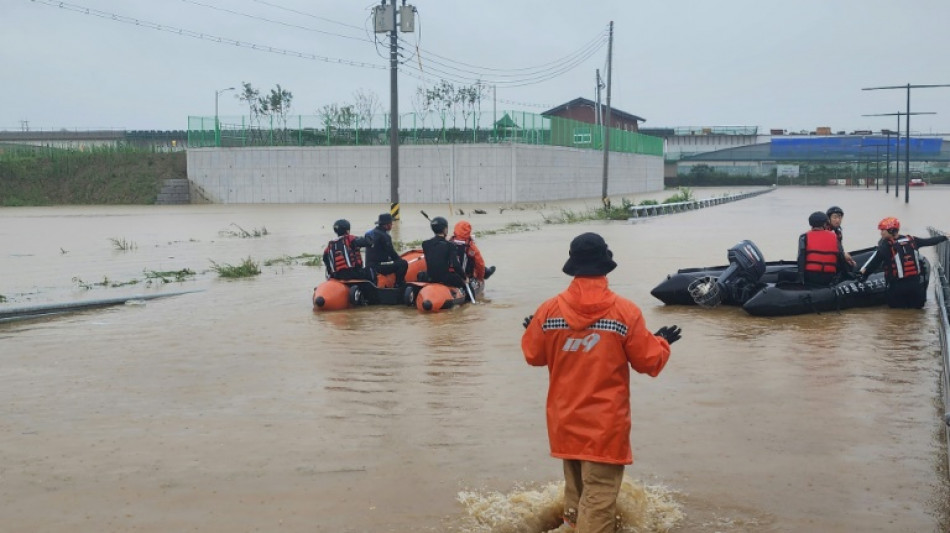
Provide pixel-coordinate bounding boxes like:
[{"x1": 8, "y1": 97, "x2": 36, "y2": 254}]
[
  {"x1": 312, "y1": 250, "x2": 426, "y2": 311},
  {"x1": 412, "y1": 279, "x2": 484, "y2": 312},
  {"x1": 313, "y1": 249, "x2": 487, "y2": 313}
]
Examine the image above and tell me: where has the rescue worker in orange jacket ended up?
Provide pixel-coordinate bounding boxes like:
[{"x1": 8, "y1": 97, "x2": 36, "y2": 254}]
[
  {"x1": 857, "y1": 217, "x2": 948, "y2": 308},
  {"x1": 797, "y1": 211, "x2": 848, "y2": 286},
  {"x1": 450, "y1": 220, "x2": 496, "y2": 281},
  {"x1": 322, "y1": 219, "x2": 373, "y2": 281},
  {"x1": 521, "y1": 232, "x2": 680, "y2": 532}
]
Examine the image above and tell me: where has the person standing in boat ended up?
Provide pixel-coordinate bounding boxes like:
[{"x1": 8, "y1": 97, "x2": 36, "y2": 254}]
[
  {"x1": 521, "y1": 232, "x2": 680, "y2": 532},
  {"x1": 365, "y1": 213, "x2": 408, "y2": 288},
  {"x1": 421, "y1": 216, "x2": 467, "y2": 288},
  {"x1": 825, "y1": 205, "x2": 856, "y2": 268},
  {"x1": 322, "y1": 219, "x2": 373, "y2": 281},
  {"x1": 798, "y1": 211, "x2": 849, "y2": 286},
  {"x1": 857, "y1": 217, "x2": 948, "y2": 308},
  {"x1": 450, "y1": 220, "x2": 496, "y2": 283}
]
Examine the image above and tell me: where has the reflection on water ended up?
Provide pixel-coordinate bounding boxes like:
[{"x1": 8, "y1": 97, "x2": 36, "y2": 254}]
[{"x1": 1, "y1": 189, "x2": 949, "y2": 532}]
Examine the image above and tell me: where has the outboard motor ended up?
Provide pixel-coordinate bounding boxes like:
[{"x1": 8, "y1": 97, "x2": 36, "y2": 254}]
[{"x1": 689, "y1": 240, "x2": 766, "y2": 307}]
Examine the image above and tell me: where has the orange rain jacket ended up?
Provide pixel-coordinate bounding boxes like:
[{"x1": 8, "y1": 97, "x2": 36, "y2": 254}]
[
  {"x1": 521, "y1": 276, "x2": 671, "y2": 465},
  {"x1": 450, "y1": 221, "x2": 486, "y2": 280}
]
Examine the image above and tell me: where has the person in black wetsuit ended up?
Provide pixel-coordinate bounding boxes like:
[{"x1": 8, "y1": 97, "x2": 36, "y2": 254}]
[
  {"x1": 857, "y1": 216, "x2": 948, "y2": 308},
  {"x1": 364, "y1": 213, "x2": 408, "y2": 287},
  {"x1": 421, "y1": 216, "x2": 466, "y2": 288}
]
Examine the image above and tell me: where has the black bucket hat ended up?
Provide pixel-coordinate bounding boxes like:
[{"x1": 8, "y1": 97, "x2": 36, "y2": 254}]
[
  {"x1": 562, "y1": 232, "x2": 617, "y2": 277},
  {"x1": 376, "y1": 213, "x2": 394, "y2": 225}
]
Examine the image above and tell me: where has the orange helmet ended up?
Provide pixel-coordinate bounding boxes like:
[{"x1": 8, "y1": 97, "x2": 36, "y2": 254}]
[{"x1": 877, "y1": 217, "x2": 900, "y2": 231}]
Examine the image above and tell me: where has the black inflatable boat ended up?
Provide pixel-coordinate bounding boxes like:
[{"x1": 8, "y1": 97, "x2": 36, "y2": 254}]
[
  {"x1": 741, "y1": 258, "x2": 929, "y2": 316},
  {"x1": 649, "y1": 240, "x2": 908, "y2": 316}
]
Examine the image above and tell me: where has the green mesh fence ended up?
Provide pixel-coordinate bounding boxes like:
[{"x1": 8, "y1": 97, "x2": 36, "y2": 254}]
[{"x1": 187, "y1": 111, "x2": 662, "y2": 157}]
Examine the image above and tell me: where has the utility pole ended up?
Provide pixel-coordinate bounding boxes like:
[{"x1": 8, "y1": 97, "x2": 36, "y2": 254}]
[
  {"x1": 600, "y1": 21, "x2": 613, "y2": 209},
  {"x1": 895, "y1": 116, "x2": 900, "y2": 199},
  {"x1": 884, "y1": 128, "x2": 890, "y2": 194},
  {"x1": 374, "y1": 1, "x2": 415, "y2": 220},
  {"x1": 492, "y1": 85, "x2": 496, "y2": 137}
]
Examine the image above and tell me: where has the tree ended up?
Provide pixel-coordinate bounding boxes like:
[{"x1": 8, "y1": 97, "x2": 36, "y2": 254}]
[
  {"x1": 412, "y1": 86, "x2": 433, "y2": 129},
  {"x1": 352, "y1": 89, "x2": 381, "y2": 130},
  {"x1": 237, "y1": 82, "x2": 260, "y2": 120},
  {"x1": 237, "y1": 82, "x2": 262, "y2": 143},
  {"x1": 421, "y1": 80, "x2": 456, "y2": 134},
  {"x1": 318, "y1": 103, "x2": 357, "y2": 142},
  {"x1": 253, "y1": 84, "x2": 292, "y2": 143},
  {"x1": 457, "y1": 81, "x2": 486, "y2": 133},
  {"x1": 267, "y1": 84, "x2": 293, "y2": 133}
]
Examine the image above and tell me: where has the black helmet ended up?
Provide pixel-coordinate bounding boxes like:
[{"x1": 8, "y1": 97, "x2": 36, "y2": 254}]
[
  {"x1": 332, "y1": 219, "x2": 350, "y2": 236},
  {"x1": 826, "y1": 205, "x2": 844, "y2": 217},
  {"x1": 430, "y1": 216, "x2": 448, "y2": 234},
  {"x1": 808, "y1": 211, "x2": 829, "y2": 228}
]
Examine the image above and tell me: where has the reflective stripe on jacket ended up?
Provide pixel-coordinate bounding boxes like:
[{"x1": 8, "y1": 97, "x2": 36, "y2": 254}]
[
  {"x1": 521, "y1": 276, "x2": 671, "y2": 465},
  {"x1": 885, "y1": 236, "x2": 920, "y2": 279},
  {"x1": 325, "y1": 235, "x2": 363, "y2": 274}
]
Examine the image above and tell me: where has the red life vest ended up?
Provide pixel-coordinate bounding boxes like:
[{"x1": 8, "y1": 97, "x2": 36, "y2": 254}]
[
  {"x1": 885, "y1": 236, "x2": 920, "y2": 279},
  {"x1": 326, "y1": 235, "x2": 363, "y2": 274},
  {"x1": 803, "y1": 230, "x2": 839, "y2": 274}
]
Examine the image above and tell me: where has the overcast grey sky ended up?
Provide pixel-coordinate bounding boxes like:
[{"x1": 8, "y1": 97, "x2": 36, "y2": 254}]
[{"x1": 3, "y1": 0, "x2": 949, "y2": 134}]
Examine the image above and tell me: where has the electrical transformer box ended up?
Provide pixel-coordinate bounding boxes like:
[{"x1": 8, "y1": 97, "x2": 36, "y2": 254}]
[
  {"x1": 400, "y1": 6, "x2": 415, "y2": 32},
  {"x1": 374, "y1": 5, "x2": 394, "y2": 33}
]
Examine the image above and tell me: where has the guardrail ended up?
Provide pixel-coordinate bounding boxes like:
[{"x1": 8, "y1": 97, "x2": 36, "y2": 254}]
[
  {"x1": 627, "y1": 187, "x2": 775, "y2": 219},
  {"x1": 928, "y1": 226, "x2": 950, "y2": 477}
]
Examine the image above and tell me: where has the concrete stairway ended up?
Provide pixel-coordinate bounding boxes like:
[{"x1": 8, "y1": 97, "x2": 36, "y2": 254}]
[{"x1": 155, "y1": 178, "x2": 190, "y2": 205}]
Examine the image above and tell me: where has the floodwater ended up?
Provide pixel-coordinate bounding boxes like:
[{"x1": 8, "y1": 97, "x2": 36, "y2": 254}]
[{"x1": 1, "y1": 186, "x2": 948, "y2": 532}]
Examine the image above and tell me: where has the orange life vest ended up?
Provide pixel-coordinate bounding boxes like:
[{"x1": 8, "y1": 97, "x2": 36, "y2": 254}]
[
  {"x1": 803, "y1": 230, "x2": 839, "y2": 274},
  {"x1": 885, "y1": 236, "x2": 920, "y2": 279},
  {"x1": 325, "y1": 235, "x2": 363, "y2": 274}
]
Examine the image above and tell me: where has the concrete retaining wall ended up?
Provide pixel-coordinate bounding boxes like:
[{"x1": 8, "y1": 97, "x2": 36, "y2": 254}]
[{"x1": 186, "y1": 144, "x2": 663, "y2": 204}]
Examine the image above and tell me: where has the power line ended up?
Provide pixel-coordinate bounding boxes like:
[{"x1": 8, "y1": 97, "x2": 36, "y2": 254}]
[
  {"x1": 33, "y1": 0, "x2": 609, "y2": 97},
  {"x1": 401, "y1": 38, "x2": 606, "y2": 88},
  {"x1": 404, "y1": 24, "x2": 609, "y2": 74},
  {"x1": 403, "y1": 35, "x2": 607, "y2": 81},
  {"x1": 250, "y1": 0, "x2": 367, "y2": 32},
  {"x1": 178, "y1": 0, "x2": 372, "y2": 43},
  {"x1": 31, "y1": 0, "x2": 386, "y2": 70}
]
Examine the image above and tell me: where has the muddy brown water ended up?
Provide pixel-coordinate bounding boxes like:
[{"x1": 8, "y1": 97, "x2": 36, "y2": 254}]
[{"x1": 1, "y1": 187, "x2": 948, "y2": 532}]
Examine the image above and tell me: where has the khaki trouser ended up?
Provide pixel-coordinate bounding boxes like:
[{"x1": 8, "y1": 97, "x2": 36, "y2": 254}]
[{"x1": 562, "y1": 459, "x2": 624, "y2": 533}]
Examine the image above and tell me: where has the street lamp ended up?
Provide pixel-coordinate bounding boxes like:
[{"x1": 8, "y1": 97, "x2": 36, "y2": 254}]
[
  {"x1": 215, "y1": 87, "x2": 235, "y2": 147},
  {"x1": 863, "y1": 83, "x2": 950, "y2": 203}
]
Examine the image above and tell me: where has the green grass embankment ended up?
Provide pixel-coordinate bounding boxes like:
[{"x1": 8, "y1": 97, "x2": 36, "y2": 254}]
[{"x1": 0, "y1": 147, "x2": 186, "y2": 206}]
